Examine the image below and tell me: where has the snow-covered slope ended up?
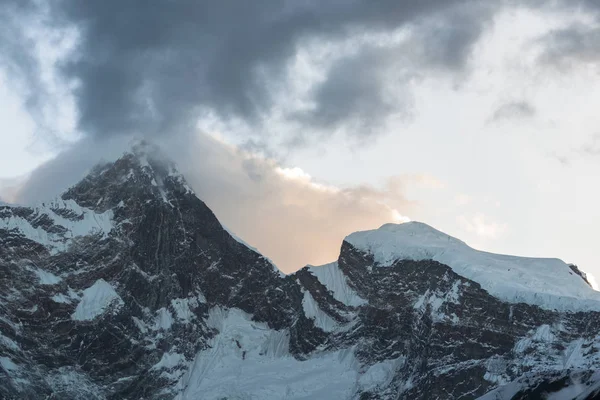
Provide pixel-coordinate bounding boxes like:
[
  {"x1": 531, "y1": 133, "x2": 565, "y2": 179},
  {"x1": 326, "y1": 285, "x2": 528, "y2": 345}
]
[
  {"x1": 72, "y1": 279, "x2": 124, "y2": 321},
  {"x1": 0, "y1": 198, "x2": 114, "y2": 254},
  {"x1": 307, "y1": 262, "x2": 366, "y2": 307},
  {"x1": 345, "y1": 222, "x2": 600, "y2": 312},
  {"x1": 174, "y1": 307, "x2": 363, "y2": 400},
  {"x1": 478, "y1": 370, "x2": 600, "y2": 400}
]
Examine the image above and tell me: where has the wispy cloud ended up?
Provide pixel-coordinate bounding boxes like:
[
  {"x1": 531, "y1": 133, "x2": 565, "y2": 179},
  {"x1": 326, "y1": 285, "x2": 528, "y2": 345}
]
[
  {"x1": 489, "y1": 101, "x2": 536, "y2": 123},
  {"x1": 457, "y1": 213, "x2": 507, "y2": 239},
  {"x1": 580, "y1": 133, "x2": 600, "y2": 157}
]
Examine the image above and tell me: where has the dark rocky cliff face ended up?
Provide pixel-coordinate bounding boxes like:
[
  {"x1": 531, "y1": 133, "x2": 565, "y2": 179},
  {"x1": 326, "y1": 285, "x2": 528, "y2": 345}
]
[
  {"x1": 1, "y1": 144, "x2": 599, "y2": 399},
  {"x1": 294, "y1": 243, "x2": 600, "y2": 399}
]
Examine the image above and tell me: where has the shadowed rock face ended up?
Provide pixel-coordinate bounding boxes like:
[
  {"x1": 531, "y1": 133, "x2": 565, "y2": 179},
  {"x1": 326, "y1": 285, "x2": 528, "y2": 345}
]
[
  {"x1": 1, "y1": 144, "x2": 599, "y2": 399},
  {"x1": 299, "y1": 243, "x2": 600, "y2": 399}
]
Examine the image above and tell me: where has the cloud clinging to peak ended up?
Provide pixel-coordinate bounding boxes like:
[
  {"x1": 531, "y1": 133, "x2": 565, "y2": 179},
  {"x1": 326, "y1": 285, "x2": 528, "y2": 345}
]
[{"x1": 8, "y1": 132, "x2": 416, "y2": 272}]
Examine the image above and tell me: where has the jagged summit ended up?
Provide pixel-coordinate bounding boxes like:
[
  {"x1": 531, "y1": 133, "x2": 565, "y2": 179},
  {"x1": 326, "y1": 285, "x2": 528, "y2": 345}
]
[
  {"x1": 345, "y1": 221, "x2": 600, "y2": 311},
  {"x1": 127, "y1": 139, "x2": 184, "y2": 177},
  {"x1": 61, "y1": 140, "x2": 194, "y2": 213}
]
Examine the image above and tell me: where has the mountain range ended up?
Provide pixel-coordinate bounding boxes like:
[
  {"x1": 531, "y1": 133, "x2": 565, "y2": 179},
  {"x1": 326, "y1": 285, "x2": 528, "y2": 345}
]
[{"x1": 1, "y1": 142, "x2": 599, "y2": 399}]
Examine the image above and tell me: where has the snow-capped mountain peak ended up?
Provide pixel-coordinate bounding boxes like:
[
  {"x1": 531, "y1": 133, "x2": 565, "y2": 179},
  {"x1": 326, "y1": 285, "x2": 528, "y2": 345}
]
[
  {"x1": 60, "y1": 141, "x2": 195, "y2": 213},
  {"x1": 345, "y1": 221, "x2": 600, "y2": 311}
]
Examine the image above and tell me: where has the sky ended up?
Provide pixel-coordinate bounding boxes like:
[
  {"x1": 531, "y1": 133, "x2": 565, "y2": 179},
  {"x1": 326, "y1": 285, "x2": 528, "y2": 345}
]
[{"x1": 0, "y1": 1, "x2": 599, "y2": 281}]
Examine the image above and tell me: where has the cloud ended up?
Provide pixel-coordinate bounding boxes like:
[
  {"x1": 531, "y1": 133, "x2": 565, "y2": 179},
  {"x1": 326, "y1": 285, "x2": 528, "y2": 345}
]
[
  {"x1": 163, "y1": 133, "x2": 417, "y2": 272},
  {"x1": 580, "y1": 133, "x2": 600, "y2": 157},
  {"x1": 457, "y1": 213, "x2": 507, "y2": 239},
  {"x1": 536, "y1": 23, "x2": 600, "y2": 68},
  {"x1": 14, "y1": 133, "x2": 416, "y2": 272},
  {"x1": 454, "y1": 194, "x2": 472, "y2": 206},
  {"x1": 551, "y1": 153, "x2": 572, "y2": 167},
  {"x1": 407, "y1": 174, "x2": 447, "y2": 190},
  {"x1": 293, "y1": 3, "x2": 494, "y2": 138},
  {"x1": 550, "y1": 134, "x2": 600, "y2": 166},
  {"x1": 0, "y1": 1, "x2": 79, "y2": 147},
  {"x1": 294, "y1": 47, "x2": 408, "y2": 138},
  {"x1": 0, "y1": 0, "x2": 499, "y2": 148},
  {"x1": 489, "y1": 101, "x2": 536, "y2": 122},
  {"x1": 531, "y1": 0, "x2": 600, "y2": 70},
  {"x1": 0, "y1": 176, "x2": 27, "y2": 203}
]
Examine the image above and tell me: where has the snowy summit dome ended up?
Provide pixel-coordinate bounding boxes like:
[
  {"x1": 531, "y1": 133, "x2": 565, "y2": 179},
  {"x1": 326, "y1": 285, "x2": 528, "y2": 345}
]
[{"x1": 345, "y1": 221, "x2": 600, "y2": 312}]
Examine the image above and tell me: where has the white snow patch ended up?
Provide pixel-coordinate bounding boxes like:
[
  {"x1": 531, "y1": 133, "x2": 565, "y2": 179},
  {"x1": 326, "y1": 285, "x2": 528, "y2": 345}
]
[
  {"x1": 152, "y1": 352, "x2": 186, "y2": 379},
  {"x1": 72, "y1": 279, "x2": 124, "y2": 321},
  {"x1": 153, "y1": 308, "x2": 174, "y2": 330},
  {"x1": 307, "y1": 262, "x2": 366, "y2": 307},
  {"x1": 413, "y1": 283, "x2": 463, "y2": 322},
  {"x1": 153, "y1": 174, "x2": 174, "y2": 206},
  {"x1": 447, "y1": 280, "x2": 462, "y2": 303},
  {"x1": 195, "y1": 291, "x2": 207, "y2": 303},
  {"x1": 563, "y1": 339, "x2": 584, "y2": 368},
  {"x1": 478, "y1": 371, "x2": 600, "y2": 400},
  {"x1": 413, "y1": 291, "x2": 444, "y2": 317},
  {"x1": 0, "y1": 334, "x2": 19, "y2": 351},
  {"x1": 515, "y1": 324, "x2": 558, "y2": 354},
  {"x1": 45, "y1": 366, "x2": 103, "y2": 398},
  {"x1": 167, "y1": 164, "x2": 195, "y2": 194},
  {"x1": 51, "y1": 293, "x2": 72, "y2": 303},
  {"x1": 359, "y1": 358, "x2": 401, "y2": 391},
  {"x1": 175, "y1": 307, "x2": 360, "y2": 400},
  {"x1": 302, "y1": 290, "x2": 339, "y2": 332},
  {"x1": 132, "y1": 316, "x2": 149, "y2": 334},
  {"x1": 171, "y1": 298, "x2": 197, "y2": 323},
  {"x1": 345, "y1": 222, "x2": 600, "y2": 312},
  {"x1": 477, "y1": 378, "x2": 528, "y2": 400},
  {"x1": 483, "y1": 356, "x2": 510, "y2": 386},
  {"x1": 31, "y1": 267, "x2": 61, "y2": 285},
  {"x1": 532, "y1": 324, "x2": 555, "y2": 342},
  {"x1": 0, "y1": 356, "x2": 18, "y2": 372},
  {"x1": 0, "y1": 199, "x2": 114, "y2": 254},
  {"x1": 47, "y1": 199, "x2": 114, "y2": 238}
]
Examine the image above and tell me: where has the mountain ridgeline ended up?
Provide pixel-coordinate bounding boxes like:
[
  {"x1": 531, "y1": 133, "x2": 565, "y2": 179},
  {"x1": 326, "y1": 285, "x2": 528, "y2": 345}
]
[{"x1": 1, "y1": 143, "x2": 600, "y2": 400}]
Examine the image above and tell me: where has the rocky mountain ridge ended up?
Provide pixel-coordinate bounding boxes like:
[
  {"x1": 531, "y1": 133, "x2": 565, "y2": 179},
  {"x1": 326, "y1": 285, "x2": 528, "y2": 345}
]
[{"x1": 1, "y1": 143, "x2": 599, "y2": 399}]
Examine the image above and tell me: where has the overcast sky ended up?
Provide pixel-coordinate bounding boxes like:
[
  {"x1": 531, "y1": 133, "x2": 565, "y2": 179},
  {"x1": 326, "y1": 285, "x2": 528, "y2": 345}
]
[{"x1": 0, "y1": 1, "x2": 599, "y2": 282}]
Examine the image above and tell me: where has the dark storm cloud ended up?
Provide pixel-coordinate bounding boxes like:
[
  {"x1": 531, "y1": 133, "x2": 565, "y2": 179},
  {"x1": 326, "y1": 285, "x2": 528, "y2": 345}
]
[
  {"x1": 490, "y1": 101, "x2": 536, "y2": 122},
  {"x1": 537, "y1": 23, "x2": 600, "y2": 68},
  {"x1": 412, "y1": 4, "x2": 492, "y2": 71},
  {"x1": 299, "y1": 4, "x2": 493, "y2": 136},
  {"x1": 3, "y1": 0, "x2": 496, "y2": 141},
  {"x1": 532, "y1": 0, "x2": 600, "y2": 69},
  {"x1": 297, "y1": 49, "x2": 404, "y2": 136}
]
